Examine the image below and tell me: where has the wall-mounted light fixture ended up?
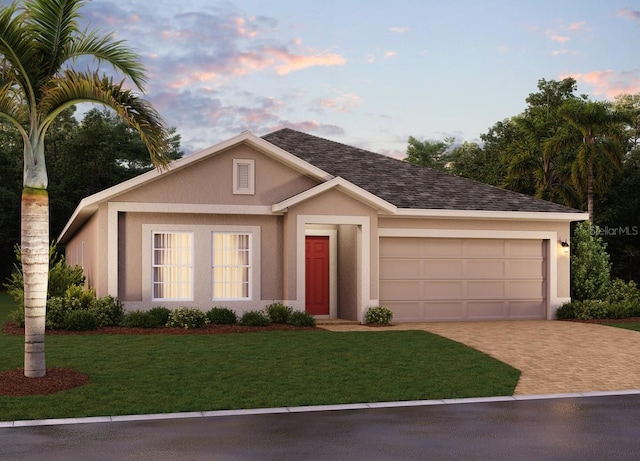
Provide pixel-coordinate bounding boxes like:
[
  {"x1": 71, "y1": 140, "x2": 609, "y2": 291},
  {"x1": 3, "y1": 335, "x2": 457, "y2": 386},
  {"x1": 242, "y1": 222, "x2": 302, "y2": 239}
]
[{"x1": 560, "y1": 240, "x2": 570, "y2": 253}]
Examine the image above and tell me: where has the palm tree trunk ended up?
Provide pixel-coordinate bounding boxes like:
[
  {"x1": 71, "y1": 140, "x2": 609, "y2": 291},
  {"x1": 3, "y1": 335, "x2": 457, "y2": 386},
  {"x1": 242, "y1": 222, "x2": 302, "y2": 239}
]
[{"x1": 21, "y1": 187, "x2": 49, "y2": 378}]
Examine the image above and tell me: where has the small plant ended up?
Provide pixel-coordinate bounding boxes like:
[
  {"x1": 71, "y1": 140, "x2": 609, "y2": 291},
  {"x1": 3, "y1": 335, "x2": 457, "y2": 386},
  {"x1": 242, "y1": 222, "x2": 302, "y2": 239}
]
[
  {"x1": 206, "y1": 306, "x2": 238, "y2": 325},
  {"x1": 147, "y1": 306, "x2": 171, "y2": 327},
  {"x1": 166, "y1": 307, "x2": 208, "y2": 329},
  {"x1": 239, "y1": 310, "x2": 271, "y2": 327},
  {"x1": 45, "y1": 296, "x2": 69, "y2": 329},
  {"x1": 574, "y1": 299, "x2": 609, "y2": 320},
  {"x1": 287, "y1": 310, "x2": 316, "y2": 327},
  {"x1": 265, "y1": 302, "x2": 293, "y2": 324},
  {"x1": 91, "y1": 296, "x2": 124, "y2": 326},
  {"x1": 607, "y1": 279, "x2": 640, "y2": 304},
  {"x1": 364, "y1": 305, "x2": 394, "y2": 325},
  {"x1": 63, "y1": 309, "x2": 99, "y2": 331},
  {"x1": 555, "y1": 301, "x2": 579, "y2": 320}
]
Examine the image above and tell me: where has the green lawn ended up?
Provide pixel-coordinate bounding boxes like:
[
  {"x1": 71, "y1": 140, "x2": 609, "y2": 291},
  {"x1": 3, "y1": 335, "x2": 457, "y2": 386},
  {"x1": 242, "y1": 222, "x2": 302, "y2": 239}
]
[
  {"x1": 604, "y1": 322, "x2": 640, "y2": 332},
  {"x1": 0, "y1": 292, "x2": 520, "y2": 422}
]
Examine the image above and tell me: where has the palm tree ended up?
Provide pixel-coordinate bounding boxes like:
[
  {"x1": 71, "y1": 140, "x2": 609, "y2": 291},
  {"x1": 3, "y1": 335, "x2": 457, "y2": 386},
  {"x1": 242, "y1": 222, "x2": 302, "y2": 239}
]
[
  {"x1": 0, "y1": 0, "x2": 170, "y2": 378},
  {"x1": 546, "y1": 99, "x2": 629, "y2": 222}
]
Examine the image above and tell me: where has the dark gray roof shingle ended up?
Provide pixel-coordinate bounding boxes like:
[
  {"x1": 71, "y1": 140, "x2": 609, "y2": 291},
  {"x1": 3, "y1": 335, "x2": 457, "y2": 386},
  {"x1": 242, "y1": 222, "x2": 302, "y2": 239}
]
[{"x1": 262, "y1": 128, "x2": 582, "y2": 213}]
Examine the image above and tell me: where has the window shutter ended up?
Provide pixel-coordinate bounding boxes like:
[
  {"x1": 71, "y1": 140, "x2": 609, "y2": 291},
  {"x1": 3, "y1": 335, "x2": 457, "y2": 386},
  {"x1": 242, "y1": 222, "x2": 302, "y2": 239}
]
[{"x1": 237, "y1": 163, "x2": 250, "y2": 190}]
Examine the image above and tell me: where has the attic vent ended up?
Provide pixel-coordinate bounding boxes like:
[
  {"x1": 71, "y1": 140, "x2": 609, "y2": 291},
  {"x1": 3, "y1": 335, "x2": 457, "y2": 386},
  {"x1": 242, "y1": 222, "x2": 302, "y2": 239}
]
[{"x1": 233, "y1": 159, "x2": 255, "y2": 195}]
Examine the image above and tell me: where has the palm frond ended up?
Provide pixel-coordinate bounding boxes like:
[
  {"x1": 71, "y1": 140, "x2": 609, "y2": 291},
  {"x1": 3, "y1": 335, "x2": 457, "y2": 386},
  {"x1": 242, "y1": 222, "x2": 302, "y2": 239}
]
[
  {"x1": 26, "y1": 0, "x2": 85, "y2": 78},
  {"x1": 67, "y1": 29, "x2": 147, "y2": 90},
  {"x1": 0, "y1": 3, "x2": 36, "y2": 104},
  {"x1": 40, "y1": 70, "x2": 170, "y2": 168}
]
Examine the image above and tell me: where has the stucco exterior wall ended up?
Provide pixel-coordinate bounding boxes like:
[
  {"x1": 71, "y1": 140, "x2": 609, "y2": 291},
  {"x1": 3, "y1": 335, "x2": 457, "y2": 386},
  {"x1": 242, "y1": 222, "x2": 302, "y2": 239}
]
[
  {"x1": 115, "y1": 144, "x2": 319, "y2": 206},
  {"x1": 64, "y1": 212, "x2": 99, "y2": 292}
]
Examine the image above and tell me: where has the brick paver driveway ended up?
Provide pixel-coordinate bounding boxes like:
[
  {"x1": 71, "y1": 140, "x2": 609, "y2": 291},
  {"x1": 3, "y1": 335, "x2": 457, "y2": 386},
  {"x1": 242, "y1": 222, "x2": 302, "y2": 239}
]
[{"x1": 322, "y1": 321, "x2": 640, "y2": 395}]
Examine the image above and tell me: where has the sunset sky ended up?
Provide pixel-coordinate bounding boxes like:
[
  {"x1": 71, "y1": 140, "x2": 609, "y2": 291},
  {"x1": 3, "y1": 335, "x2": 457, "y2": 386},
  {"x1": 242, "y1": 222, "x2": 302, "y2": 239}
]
[{"x1": 80, "y1": 0, "x2": 640, "y2": 157}]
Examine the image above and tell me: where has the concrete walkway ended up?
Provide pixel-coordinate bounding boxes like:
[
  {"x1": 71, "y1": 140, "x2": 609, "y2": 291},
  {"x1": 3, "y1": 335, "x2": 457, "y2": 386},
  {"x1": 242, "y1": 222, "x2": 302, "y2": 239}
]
[{"x1": 320, "y1": 321, "x2": 640, "y2": 395}]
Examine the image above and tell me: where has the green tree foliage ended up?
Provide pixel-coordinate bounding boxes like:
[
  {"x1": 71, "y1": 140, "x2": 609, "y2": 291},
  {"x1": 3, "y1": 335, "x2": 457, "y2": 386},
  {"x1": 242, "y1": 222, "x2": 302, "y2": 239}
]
[
  {"x1": 571, "y1": 221, "x2": 611, "y2": 301},
  {"x1": 405, "y1": 136, "x2": 454, "y2": 170}
]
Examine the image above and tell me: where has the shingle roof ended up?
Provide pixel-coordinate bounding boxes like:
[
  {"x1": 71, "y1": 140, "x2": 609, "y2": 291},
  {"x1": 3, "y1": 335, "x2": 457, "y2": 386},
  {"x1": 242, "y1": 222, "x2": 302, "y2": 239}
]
[{"x1": 262, "y1": 128, "x2": 581, "y2": 213}]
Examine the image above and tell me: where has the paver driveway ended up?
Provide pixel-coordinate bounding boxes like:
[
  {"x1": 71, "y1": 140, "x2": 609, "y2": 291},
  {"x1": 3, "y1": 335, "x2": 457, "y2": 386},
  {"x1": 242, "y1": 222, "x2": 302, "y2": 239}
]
[{"x1": 321, "y1": 321, "x2": 640, "y2": 395}]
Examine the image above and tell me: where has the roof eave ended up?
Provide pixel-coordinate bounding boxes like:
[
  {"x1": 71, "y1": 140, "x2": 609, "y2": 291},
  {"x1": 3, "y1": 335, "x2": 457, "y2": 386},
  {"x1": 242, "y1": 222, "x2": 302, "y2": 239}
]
[{"x1": 391, "y1": 208, "x2": 589, "y2": 222}]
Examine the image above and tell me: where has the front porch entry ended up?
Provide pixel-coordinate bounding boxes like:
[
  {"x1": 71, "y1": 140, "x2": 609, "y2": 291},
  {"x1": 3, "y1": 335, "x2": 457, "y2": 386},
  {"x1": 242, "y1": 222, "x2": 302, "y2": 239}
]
[{"x1": 305, "y1": 236, "x2": 330, "y2": 315}]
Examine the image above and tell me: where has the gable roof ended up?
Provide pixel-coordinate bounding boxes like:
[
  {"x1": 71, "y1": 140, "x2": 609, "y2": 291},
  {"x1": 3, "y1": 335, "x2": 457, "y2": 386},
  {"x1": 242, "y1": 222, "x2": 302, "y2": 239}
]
[{"x1": 262, "y1": 128, "x2": 582, "y2": 214}]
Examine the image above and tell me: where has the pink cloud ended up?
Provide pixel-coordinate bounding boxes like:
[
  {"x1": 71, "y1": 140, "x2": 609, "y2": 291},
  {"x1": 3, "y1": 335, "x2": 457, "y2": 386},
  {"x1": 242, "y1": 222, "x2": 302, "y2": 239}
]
[
  {"x1": 568, "y1": 21, "x2": 586, "y2": 31},
  {"x1": 390, "y1": 27, "x2": 408, "y2": 33},
  {"x1": 318, "y1": 93, "x2": 362, "y2": 113},
  {"x1": 384, "y1": 51, "x2": 397, "y2": 58},
  {"x1": 562, "y1": 70, "x2": 640, "y2": 98},
  {"x1": 271, "y1": 49, "x2": 347, "y2": 75},
  {"x1": 618, "y1": 8, "x2": 640, "y2": 21},
  {"x1": 551, "y1": 35, "x2": 570, "y2": 43}
]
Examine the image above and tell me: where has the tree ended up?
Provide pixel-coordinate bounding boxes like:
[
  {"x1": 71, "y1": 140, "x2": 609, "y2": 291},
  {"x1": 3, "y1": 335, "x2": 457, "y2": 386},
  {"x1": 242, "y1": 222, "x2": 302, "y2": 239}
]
[
  {"x1": 405, "y1": 136, "x2": 453, "y2": 170},
  {"x1": 548, "y1": 99, "x2": 629, "y2": 222},
  {"x1": 447, "y1": 141, "x2": 505, "y2": 186},
  {"x1": 0, "y1": 0, "x2": 171, "y2": 378},
  {"x1": 571, "y1": 221, "x2": 611, "y2": 301}
]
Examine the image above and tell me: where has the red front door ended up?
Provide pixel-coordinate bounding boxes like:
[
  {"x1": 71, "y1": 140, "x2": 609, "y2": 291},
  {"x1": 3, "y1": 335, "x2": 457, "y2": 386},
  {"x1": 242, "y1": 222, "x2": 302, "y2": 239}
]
[{"x1": 305, "y1": 236, "x2": 330, "y2": 315}]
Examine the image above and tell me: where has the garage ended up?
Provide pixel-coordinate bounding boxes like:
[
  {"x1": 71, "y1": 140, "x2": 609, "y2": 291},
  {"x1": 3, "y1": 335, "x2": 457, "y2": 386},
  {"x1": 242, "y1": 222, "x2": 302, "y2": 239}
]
[{"x1": 379, "y1": 237, "x2": 547, "y2": 321}]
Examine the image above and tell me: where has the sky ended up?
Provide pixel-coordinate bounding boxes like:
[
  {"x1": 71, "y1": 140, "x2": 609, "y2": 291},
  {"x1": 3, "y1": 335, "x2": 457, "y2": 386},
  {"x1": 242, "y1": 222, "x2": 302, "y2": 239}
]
[{"x1": 78, "y1": 0, "x2": 640, "y2": 158}]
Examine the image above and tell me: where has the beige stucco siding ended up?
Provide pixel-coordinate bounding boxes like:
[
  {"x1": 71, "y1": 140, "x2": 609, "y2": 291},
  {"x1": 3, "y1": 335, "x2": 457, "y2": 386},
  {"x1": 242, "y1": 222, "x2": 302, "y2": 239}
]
[
  {"x1": 118, "y1": 212, "x2": 283, "y2": 306},
  {"x1": 115, "y1": 144, "x2": 319, "y2": 206},
  {"x1": 282, "y1": 188, "x2": 380, "y2": 305},
  {"x1": 64, "y1": 212, "x2": 100, "y2": 292}
]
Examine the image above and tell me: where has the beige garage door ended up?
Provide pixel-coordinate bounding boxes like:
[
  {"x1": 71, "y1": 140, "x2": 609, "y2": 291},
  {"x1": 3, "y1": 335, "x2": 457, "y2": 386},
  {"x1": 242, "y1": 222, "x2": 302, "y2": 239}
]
[{"x1": 379, "y1": 238, "x2": 547, "y2": 321}]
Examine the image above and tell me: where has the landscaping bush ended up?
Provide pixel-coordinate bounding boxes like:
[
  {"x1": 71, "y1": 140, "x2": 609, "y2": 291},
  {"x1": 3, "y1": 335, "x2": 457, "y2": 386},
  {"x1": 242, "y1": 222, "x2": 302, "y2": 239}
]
[
  {"x1": 166, "y1": 307, "x2": 208, "y2": 329},
  {"x1": 364, "y1": 305, "x2": 394, "y2": 325},
  {"x1": 45, "y1": 296, "x2": 69, "y2": 329},
  {"x1": 91, "y1": 295, "x2": 124, "y2": 326},
  {"x1": 63, "y1": 309, "x2": 99, "y2": 331},
  {"x1": 607, "y1": 279, "x2": 640, "y2": 304},
  {"x1": 3, "y1": 242, "x2": 85, "y2": 307},
  {"x1": 574, "y1": 299, "x2": 609, "y2": 320},
  {"x1": 147, "y1": 306, "x2": 171, "y2": 327},
  {"x1": 239, "y1": 310, "x2": 271, "y2": 327},
  {"x1": 287, "y1": 310, "x2": 316, "y2": 327},
  {"x1": 571, "y1": 222, "x2": 611, "y2": 301},
  {"x1": 555, "y1": 301, "x2": 579, "y2": 320},
  {"x1": 206, "y1": 306, "x2": 237, "y2": 325},
  {"x1": 265, "y1": 302, "x2": 293, "y2": 324}
]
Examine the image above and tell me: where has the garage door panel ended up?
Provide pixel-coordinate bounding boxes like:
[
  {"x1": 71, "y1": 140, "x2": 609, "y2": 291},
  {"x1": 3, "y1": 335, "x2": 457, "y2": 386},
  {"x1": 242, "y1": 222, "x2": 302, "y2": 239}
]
[
  {"x1": 467, "y1": 302, "x2": 507, "y2": 320},
  {"x1": 379, "y1": 259, "x2": 420, "y2": 279},
  {"x1": 467, "y1": 281, "x2": 506, "y2": 299},
  {"x1": 508, "y1": 260, "x2": 544, "y2": 278},
  {"x1": 380, "y1": 237, "x2": 547, "y2": 322},
  {"x1": 423, "y1": 281, "x2": 465, "y2": 299},
  {"x1": 466, "y1": 260, "x2": 505, "y2": 278}
]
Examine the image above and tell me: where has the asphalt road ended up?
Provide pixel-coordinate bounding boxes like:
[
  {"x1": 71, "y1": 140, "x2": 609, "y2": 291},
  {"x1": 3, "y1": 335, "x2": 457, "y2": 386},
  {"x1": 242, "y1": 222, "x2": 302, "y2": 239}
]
[{"x1": 1, "y1": 394, "x2": 640, "y2": 460}]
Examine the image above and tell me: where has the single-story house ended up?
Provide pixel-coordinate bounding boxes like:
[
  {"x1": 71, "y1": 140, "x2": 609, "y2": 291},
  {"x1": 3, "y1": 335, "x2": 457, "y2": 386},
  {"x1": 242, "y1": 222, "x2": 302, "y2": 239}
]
[{"x1": 58, "y1": 128, "x2": 588, "y2": 322}]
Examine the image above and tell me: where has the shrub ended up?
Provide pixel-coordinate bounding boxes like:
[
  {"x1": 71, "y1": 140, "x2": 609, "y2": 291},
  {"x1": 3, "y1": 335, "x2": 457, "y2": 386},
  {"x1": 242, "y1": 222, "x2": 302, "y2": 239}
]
[
  {"x1": 574, "y1": 299, "x2": 609, "y2": 320},
  {"x1": 63, "y1": 285, "x2": 97, "y2": 311},
  {"x1": 555, "y1": 301, "x2": 579, "y2": 320},
  {"x1": 364, "y1": 305, "x2": 394, "y2": 325},
  {"x1": 91, "y1": 296, "x2": 124, "y2": 327},
  {"x1": 166, "y1": 307, "x2": 208, "y2": 329},
  {"x1": 206, "y1": 307, "x2": 237, "y2": 325},
  {"x1": 8, "y1": 307, "x2": 25, "y2": 328},
  {"x1": 63, "y1": 309, "x2": 99, "y2": 331},
  {"x1": 147, "y1": 306, "x2": 171, "y2": 327},
  {"x1": 287, "y1": 310, "x2": 316, "y2": 327},
  {"x1": 265, "y1": 302, "x2": 293, "y2": 324},
  {"x1": 45, "y1": 296, "x2": 69, "y2": 329},
  {"x1": 571, "y1": 222, "x2": 611, "y2": 301},
  {"x1": 3, "y1": 242, "x2": 85, "y2": 307},
  {"x1": 239, "y1": 310, "x2": 271, "y2": 327},
  {"x1": 607, "y1": 279, "x2": 640, "y2": 304}
]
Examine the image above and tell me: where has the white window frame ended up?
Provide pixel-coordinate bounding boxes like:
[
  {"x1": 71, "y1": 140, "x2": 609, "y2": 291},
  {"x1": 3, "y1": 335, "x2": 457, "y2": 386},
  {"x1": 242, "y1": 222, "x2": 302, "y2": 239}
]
[
  {"x1": 212, "y1": 232, "x2": 252, "y2": 301},
  {"x1": 233, "y1": 159, "x2": 255, "y2": 195},
  {"x1": 151, "y1": 231, "x2": 194, "y2": 301}
]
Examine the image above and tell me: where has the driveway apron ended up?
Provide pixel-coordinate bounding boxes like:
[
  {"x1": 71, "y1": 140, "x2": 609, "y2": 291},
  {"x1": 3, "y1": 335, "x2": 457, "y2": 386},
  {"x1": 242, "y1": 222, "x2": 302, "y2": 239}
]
[{"x1": 321, "y1": 321, "x2": 640, "y2": 395}]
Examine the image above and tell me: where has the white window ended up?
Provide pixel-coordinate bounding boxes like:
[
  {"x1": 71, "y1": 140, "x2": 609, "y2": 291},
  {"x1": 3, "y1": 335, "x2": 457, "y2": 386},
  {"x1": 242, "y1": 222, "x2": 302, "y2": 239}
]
[
  {"x1": 152, "y1": 232, "x2": 193, "y2": 300},
  {"x1": 212, "y1": 232, "x2": 251, "y2": 299},
  {"x1": 233, "y1": 159, "x2": 255, "y2": 195}
]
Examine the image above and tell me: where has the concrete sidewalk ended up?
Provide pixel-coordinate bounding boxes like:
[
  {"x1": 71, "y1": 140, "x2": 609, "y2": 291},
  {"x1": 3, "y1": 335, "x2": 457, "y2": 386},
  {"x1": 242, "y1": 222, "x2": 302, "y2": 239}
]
[{"x1": 320, "y1": 321, "x2": 640, "y2": 395}]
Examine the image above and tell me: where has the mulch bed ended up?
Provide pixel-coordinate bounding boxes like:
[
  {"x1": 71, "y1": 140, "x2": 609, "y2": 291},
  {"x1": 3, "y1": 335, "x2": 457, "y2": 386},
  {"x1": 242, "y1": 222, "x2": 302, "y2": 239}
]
[
  {"x1": 1, "y1": 322, "x2": 318, "y2": 397},
  {"x1": 567, "y1": 317, "x2": 640, "y2": 324}
]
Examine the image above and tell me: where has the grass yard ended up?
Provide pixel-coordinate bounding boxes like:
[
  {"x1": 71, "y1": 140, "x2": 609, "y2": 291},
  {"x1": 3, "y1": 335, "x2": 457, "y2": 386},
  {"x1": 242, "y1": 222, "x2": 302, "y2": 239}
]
[
  {"x1": 604, "y1": 322, "x2": 640, "y2": 332},
  {"x1": 0, "y1": 292, "x2": 520, "y2": 422}
]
